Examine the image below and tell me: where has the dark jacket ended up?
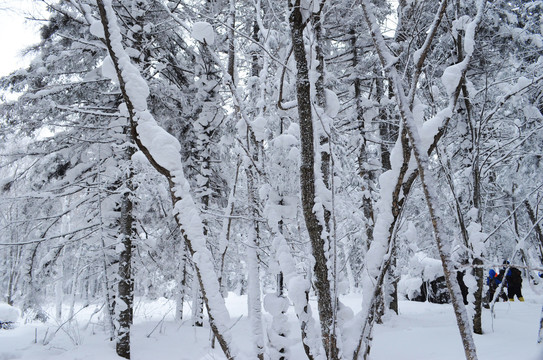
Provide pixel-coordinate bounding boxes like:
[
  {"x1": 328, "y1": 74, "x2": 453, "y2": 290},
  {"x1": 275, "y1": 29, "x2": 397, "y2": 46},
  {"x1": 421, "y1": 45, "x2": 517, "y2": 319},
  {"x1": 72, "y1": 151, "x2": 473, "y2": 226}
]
[{"x1": 506, "y1": 267, "x2": 522, "y2": 286}]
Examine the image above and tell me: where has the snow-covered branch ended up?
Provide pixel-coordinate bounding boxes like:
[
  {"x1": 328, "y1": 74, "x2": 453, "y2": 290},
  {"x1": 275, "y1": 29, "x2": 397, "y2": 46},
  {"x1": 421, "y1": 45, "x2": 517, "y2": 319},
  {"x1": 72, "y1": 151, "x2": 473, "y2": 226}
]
[
  {"x1": 95, "y1": 1, "x2": 238, "y2": 358},
  {"x1": 356, "y1": 1, "x2": 487, "y2": 359}
]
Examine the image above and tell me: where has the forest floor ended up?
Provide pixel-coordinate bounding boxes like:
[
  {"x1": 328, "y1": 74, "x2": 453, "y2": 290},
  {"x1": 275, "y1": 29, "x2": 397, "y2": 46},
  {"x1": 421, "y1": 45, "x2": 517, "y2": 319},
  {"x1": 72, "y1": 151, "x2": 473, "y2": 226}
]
[{"x1": 1, "y1": 287, "x2": 542, "y2": 360}]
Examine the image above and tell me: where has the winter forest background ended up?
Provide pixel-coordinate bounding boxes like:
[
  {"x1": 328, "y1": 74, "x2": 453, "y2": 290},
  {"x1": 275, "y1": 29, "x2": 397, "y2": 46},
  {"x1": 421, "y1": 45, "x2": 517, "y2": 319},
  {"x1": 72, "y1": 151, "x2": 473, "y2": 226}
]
[{"x1": 1, "y1": 0, "x2": 543, "y2": 359}]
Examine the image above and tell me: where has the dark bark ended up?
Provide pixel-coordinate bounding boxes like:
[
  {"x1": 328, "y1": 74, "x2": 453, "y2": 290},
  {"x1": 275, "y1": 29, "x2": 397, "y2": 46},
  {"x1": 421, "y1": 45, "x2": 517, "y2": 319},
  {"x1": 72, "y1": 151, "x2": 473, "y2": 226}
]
[
  {"x1": 360, "y1": 1, "x2": 478, "y2": 359},
  {"x1": 349, "y1": 34, "x2": 382, "y2": 315},
  {"x1": 192, "y1": 276, "x2": 204, "y2": 327},
  {"x1": 376, "y1": 72, "x2": 400, "y2": 317},
  {"x1": 176, "y1": 241, "x2": 187, "y2": 322},
  {"x1": 525, "y1": 200, "x2": 543, "y2": 261},
  {"x1": 352, "y1": 28, "x2": 375, "y2": 250},
  {"x1": 538, "y1": 305, "x2": 543, "y2": 344},
  {"x1": 113, "y1": 3, "x2": 142, "y2": 356},
  {"x1": 227, "y1": 0, "x2": 236, "y2": 82},
  {"x1": 116, "y1": 160, "x2": 134, "y2": 359},
  {"x1": 472, "y1": 257, "x2": 483, "y2": 334},
  {"x1": 289, "y1": 1, "x2": 339, "y2": 358},
  {"x1": 96, "y1": 2, "x2": 234, "y2": 358},
  {"x1": 457, "y1": 2, "x2": 483, "y2": 331},
  {"x1": 313, "y1": 9, "x2": 332, "y2": 232},
  {"x1": 388, "y1": 245, "x2": 399, "y2": 314}
]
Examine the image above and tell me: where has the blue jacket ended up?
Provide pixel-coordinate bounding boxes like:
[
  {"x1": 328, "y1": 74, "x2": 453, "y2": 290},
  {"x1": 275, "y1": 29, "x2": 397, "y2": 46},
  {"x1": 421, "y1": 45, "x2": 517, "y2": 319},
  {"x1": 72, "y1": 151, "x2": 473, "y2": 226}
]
[{"x1": 487, "y1": 269, "x2": 501, "y2": 286}]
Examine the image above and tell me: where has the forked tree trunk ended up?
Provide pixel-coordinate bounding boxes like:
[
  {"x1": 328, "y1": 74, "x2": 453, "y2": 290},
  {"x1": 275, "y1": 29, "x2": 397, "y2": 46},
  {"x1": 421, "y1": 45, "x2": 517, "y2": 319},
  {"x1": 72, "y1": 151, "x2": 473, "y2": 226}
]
[{"x1": 360, "y1": 1, "x2": 479, "y2": 359}]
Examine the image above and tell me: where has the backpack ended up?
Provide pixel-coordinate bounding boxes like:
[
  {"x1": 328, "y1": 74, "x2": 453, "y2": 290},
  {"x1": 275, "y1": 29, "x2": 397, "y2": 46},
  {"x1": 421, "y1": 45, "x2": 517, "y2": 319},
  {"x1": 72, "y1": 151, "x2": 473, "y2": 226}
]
[{"x1": 508, "y1": 268, "x2": 522, "y2": 283}]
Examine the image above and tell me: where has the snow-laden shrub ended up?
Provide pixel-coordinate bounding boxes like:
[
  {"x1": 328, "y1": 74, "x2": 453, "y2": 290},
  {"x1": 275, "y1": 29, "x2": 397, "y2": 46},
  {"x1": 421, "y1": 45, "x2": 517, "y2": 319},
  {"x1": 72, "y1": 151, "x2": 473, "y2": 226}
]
[
  {"x1": 398, "y1": 252, "x2": 449, "y2": 304},
  {"x1": 0, "y1": 303, "x2": 20, "y2": 329}
]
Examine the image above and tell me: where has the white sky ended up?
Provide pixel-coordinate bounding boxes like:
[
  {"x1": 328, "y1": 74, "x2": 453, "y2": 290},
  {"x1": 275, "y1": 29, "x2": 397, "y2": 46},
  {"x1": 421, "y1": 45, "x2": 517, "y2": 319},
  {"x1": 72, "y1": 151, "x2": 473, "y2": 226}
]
[{"x1": 0, "y1": 0, "x2": 44, "y2": 76}]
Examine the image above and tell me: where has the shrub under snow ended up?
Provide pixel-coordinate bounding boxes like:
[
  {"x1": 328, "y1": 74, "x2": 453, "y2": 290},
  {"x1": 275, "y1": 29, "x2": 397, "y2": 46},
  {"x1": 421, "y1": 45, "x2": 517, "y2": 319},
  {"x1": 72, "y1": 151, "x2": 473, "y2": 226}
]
[{"x1": 0, "y1": 303, "x2": 20, "y2": 329}]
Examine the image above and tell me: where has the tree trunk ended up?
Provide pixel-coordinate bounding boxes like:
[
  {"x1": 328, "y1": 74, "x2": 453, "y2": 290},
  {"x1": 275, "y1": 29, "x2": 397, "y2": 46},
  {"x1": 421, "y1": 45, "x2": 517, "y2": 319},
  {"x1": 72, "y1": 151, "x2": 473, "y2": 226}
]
[
  {"x1": 55, "y1": 260, "x2": 63, "y2": 322},
  {"x1": 352, "y1": 28, "x2": 375, "y2": 250},
  {"x1": 246, "y1": 162, "x2": 265, "y2": 359},
  {"x1": 472, "y1": 257, "x2": 483, "y2": 334},
  {"x1": 525, "y1": 200, "x2": 543, "y2": 262},
  {"x1": 227, "y1": 0, "x2": 236, "y2": 83},
  {"x1": 192, "y1": 273, "x2": 204, "y2": 327},
  {"x1": 360, "y1": 1, "x2": 479, "y2": 359},
  {"x1": 289, "y1": 1, "x2": 339, "y2": 358},
  {"x1": 175, "y1": 242, "x2": 187, "y2": 322},
  {"x1": 116, "y1": 140, "x2": 135, "y2": 359},
  {"x1": 388, "y1": 245, "x2": 399, "y2": 315},
  {"x1": 96, "y1": 1, "x2": 236, "y2": 358},
  {"x1": 68, "y1": 244, "x2": 82, "y2": 320}
]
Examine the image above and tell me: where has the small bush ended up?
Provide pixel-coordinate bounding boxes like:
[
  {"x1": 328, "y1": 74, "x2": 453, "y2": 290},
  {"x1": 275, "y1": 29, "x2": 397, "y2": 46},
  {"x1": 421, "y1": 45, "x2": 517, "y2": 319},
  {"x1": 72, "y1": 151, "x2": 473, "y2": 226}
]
[{"x1": 0, "y1": 303, "x2": 20, "y2": 330}]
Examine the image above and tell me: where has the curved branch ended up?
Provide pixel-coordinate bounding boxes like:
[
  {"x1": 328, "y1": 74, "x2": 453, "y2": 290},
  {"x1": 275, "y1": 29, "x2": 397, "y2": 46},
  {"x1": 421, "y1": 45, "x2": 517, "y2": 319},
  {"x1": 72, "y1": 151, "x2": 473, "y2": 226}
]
[{"x1": 96, "y1": 1, "x2": 237, "y2": 358}]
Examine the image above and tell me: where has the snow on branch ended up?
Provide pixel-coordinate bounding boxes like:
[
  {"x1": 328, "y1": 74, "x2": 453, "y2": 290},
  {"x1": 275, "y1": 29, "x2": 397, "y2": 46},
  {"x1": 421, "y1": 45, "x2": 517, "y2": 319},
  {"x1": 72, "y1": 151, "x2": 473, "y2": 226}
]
[
  {"x1": 191, "y1": 21, "x2": 215, "y2": 45},
  {"x1": 95, "y1": 1, "x2": 237, "y2": 358},
  {"x1": 356, "y1": 1, "x2": 487, "y2": 359}
]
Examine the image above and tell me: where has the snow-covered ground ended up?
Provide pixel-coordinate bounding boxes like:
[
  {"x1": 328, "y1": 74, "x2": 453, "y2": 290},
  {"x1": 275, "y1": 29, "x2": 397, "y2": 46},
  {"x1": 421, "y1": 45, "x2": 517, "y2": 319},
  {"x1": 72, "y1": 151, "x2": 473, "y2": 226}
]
[{"x1": 1, "y1": 288, "x2": 542, "y2": 360}]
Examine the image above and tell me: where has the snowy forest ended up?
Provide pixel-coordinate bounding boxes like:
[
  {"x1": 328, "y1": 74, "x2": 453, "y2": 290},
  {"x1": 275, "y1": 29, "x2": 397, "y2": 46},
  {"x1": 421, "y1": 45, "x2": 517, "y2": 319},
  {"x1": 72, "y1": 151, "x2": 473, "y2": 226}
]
[{"x1": 1, "y1": 0, "x2": 543, "y2": 359}]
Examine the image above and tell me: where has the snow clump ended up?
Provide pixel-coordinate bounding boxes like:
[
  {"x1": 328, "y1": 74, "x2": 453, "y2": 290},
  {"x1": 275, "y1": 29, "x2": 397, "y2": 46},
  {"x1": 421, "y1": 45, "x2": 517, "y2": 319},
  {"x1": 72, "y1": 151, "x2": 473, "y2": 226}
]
[
  {"x1": 325, "y1": 89, "x2": 340, "y2": 118},
  {"x1": 192, "y1": 22, "x2": 215, "y2": 45}
]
